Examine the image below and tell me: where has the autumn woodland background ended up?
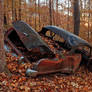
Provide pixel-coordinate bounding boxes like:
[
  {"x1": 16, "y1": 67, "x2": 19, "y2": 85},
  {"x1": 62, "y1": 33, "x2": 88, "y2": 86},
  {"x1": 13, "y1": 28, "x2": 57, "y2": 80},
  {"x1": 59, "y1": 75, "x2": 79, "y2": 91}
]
[
  {"x1": 4, "y1": 0, "x2": 92, "y2": 43},
  {"x1": 0, "y1": 0, "x2": 92, "y2": 91}
]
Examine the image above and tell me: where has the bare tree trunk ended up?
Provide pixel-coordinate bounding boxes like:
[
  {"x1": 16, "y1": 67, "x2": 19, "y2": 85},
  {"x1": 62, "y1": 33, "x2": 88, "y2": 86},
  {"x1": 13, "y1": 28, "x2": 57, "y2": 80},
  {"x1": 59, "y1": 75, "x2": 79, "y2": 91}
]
[
  {"x1": 49, "y1": 0, "x2": 52, "y2": 25},
  {"x1": 12, "y1": 0, "x2": 15, "y2": 21},
  {"x1": 6, "y1": 0, "x2": 9, "y2": 24},
  {"x1": 4, "y1": 14, "x2": 7, "y2": 25},
  {"x1": 52, "y1": 0, "x2": 55, "y2": 25},
  {"x1": 56, "y1": 0, "x2": 58, "y2": 26},
  {"x1": 4, "y1": 0, "x2": 7, "y2": 25},
  {"x1": 88, "y1": 0, "x2": 90, "y2": 41},
  {"x1": 0, "y1": 0, "x2": 11, "y2": 75},
  {"x1": 80, "y1": 0, "x2": 83, "y2": 10},
  {"x1": 34, "y1": 0, "x2": 36, "y2": 30},
  {"x1": 67, "y1": 0, "x2": 70, "y2": 30},
  {"x1": 19, "y1": 0, "x2": 21, "y2": 20},
  {"x1": 15, "y1": 8, "x2": 17, "y2": 20},
  {"x1": 45, "y1": 0, "x2": 49, "y2": 25},
  {"x1": 73, "y1": 0, "x2": 80, "y2": 36},
  {"x1": 84, "y1": 0, "x2": 86, "y2": 20},
  {"x1": 38, "y1": 0, "x2": 40, "y2": 30},
  {"x1": 0, "y1": 0, "x2": 6, "y2": 73}
]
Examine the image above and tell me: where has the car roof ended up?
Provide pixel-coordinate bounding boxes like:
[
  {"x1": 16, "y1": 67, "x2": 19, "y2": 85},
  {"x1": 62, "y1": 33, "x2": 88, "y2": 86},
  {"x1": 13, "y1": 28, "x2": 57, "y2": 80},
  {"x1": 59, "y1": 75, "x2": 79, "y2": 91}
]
[{"x1": 42, "y1": 25, "x2": 92, "y2": 48}]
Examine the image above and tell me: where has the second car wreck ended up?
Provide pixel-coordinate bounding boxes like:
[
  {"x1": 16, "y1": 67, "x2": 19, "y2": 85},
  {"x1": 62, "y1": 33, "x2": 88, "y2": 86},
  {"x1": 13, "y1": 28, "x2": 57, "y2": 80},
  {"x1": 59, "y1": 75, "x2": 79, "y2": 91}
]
[
  {"x1": 39, "y1": 26, "x2": 92, "y2": 64},
  {"x1": 4, "y1": 21, "x2": 92, "y2": 77}
]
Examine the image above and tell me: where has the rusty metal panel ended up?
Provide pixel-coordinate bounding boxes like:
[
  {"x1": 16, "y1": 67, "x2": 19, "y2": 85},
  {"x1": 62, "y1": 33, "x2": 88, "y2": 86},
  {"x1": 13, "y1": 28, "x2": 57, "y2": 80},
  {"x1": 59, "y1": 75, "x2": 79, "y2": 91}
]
[
  {"x1": 26, "y1": 54, "x2": 81, "y2": 77},
  {"x1": 35, "y1": 54, "x2": 81, "y2": 73},
  {"x1": 5, "y1": 21, "x2": 55, "y2": 62},
  {"x1": 13, "y1": 21, "x2": 50, "y2": 50}
]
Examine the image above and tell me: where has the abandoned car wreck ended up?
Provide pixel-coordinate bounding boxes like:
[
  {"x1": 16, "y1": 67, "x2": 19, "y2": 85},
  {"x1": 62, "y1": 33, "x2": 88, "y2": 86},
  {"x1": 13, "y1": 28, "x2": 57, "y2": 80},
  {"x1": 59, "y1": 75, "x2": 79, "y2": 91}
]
[
  {"x1": 5, "y1": 21, "x2": 55, "y2": 62},
  {"x1": 39, "y1": 26, "x2": 92, "y2": 64},
  {"x1": 4, "y1": 21, "x2": 92, "y2": 77}
]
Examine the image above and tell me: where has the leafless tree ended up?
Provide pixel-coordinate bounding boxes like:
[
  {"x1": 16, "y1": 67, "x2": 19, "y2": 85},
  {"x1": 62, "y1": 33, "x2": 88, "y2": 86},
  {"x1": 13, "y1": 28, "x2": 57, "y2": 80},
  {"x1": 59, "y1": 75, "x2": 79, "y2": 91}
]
[
  {"x1": 88, "y1": 0, "x2": 90, "y2": 41},
  {"x1": 73, "y1": 0, "x2": 80, "y2": 35},
  {"x1": 67, "y1": 0, "x2": 70, "y2": 30},
  {"x1": 0, "y1": 0, "x2": 11, "y2": 75},
  {"x1": 49, "y1": 0, "x2": 52, "y2": 25},
  {"x1": 19, "y1": 0, "x2": 21, "y2": 20},
  {"x1": 12, "y1": 0, "x2": 15, "y2": 21},
  {"x1": 38, "y1": 0, "x2": 41, "y2": 30},
  {"x1": 56, "y1": 0, "x2": 58, "y2": 26},
  {"x1": 34, "y1": 0, "x2": 37, "y2": 30}
]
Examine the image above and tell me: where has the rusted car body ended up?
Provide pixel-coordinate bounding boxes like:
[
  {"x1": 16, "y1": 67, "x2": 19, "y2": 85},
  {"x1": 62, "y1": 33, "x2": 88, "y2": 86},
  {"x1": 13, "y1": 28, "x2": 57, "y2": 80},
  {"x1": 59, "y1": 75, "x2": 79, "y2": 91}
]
[
  {"x1": 26, "y1": 26, "x2": 92, "y2": 76},
  {"x1": 39, "y1": 26, "x2": 92, "y2": 64},
  {"x1": 26, "y1": 54, "x2": 81, "y2": 77},
  {"x1": 5, "y1": 21, "x2": 92, "y2": 76},
  {"x1": 5, "y1": 21, "x2": 55, "y2": 62},
  {"x1": 26, "y1": 26, "x2": 92, "y2": 77}
]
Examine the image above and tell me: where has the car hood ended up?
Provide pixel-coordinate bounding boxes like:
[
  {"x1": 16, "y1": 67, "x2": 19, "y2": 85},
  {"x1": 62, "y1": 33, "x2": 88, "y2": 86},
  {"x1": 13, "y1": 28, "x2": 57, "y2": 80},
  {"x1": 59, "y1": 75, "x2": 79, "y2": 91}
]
[{"x1": 12, "y1": 21, "x2": 50, "y2": 50}]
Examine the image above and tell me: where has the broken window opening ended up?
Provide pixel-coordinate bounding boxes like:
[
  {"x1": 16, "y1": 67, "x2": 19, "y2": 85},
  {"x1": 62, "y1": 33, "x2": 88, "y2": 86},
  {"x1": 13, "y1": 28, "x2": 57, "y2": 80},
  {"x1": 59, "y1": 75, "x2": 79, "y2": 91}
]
[
  {"x1": 8, "y1": 30, "x2": 36, "y2": 61},
  {"x1": 8, "y1": 30, "x2": 27, "y2": 52},
  {"x1": 7, "y1": 29, "x2": 55, "y2": 62}
]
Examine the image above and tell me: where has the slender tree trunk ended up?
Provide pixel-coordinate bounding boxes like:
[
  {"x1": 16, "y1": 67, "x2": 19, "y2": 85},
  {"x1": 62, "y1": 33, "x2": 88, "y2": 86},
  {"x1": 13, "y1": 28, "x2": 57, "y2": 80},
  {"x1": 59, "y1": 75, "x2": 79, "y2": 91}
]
[
  {"x1": 34, "y1": 0, "x2": 36, "y2": 30},
  {"x1": 56, "y1": 0, "x2": 58, "y2": 26},
  {"x1": 67, "y1": 0, "x2": 70, "y2": 30},
  {"x1": 4, "y1": 0, "x2": 7, "y2": 25},
  {"x1": 12, "y1": 0, "x2": 15, "y2": 21},
  {"x1": 19, "y1": 0, "x2": 21, "y2": 20},
  {"x1": 45, "y1": 0, "x2": 48, "y2": 25},
  {"x1": 0, "y1": 0, "x2": 6, "y2": 72},
  {"x1": 38, "y1": 0, "x2": 40, "y2": 30},
  {"x1": 0, "y1": 0, "x2": 11, "y2": 75},
  {"x1": 73, "y1": 0, "x2": 80, "y2": 35},
  {"x1": 88, "y1": 0, "x2": 90, "y2": 41},
  {"x1": 52, "y1": 0, "x2": 55, "y2": 25},
  {"x1": 4, "y1": 14, "x2": 7, "y2": 25},
  {"x1": 49, "y1": 0, "x2": 54, "y2": 36},
  {"x1": 6, "y1": 0, "x2": 9, "y2": 24},
  {"x1": 84, "y1": 0, "x2": 86, "y2": 20},
  {"x1": 15, "y1": 8, "x2": 17, "y2": 20},
  {"x1": 80, "y1": 0, "x2": 82, "y2": 10},
  {"x1": 49, "y1": 0, "x2": 52, "y2": 25}
]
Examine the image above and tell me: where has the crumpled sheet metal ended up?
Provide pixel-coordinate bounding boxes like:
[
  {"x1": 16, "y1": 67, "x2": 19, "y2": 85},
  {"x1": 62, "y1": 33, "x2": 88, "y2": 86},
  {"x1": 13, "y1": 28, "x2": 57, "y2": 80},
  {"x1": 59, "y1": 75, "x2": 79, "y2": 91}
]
[
  {"x1": 34, "y1": 54, "x2": 81, "y2": 73},
  {"x1": 5, "y1": 21, "x2": 55, "y2": 62},
  {"x1": 12, "y1": 21, "x2": 50, "y2": 50},
  {"x1": 26, "y1": 54, "x2": 81, "y2": 77}
]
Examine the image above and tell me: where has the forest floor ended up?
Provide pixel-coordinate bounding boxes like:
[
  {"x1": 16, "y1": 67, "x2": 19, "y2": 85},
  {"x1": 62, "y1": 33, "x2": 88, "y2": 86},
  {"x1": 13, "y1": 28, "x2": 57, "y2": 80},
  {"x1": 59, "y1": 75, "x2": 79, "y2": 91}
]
[
  {"x1": 0, "y1": 53, "x2": 92, "y2": 92},
  {"x1": 1, "y1": 34, "x2": 92, "y2": 92}
]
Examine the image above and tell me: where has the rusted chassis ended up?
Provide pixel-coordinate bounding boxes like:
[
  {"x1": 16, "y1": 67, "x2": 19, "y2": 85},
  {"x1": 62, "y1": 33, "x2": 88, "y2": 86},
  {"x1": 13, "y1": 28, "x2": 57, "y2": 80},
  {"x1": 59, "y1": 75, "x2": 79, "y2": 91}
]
[
  {"x1": 4, "y1": 21, "x2": 55, "y2": 62},
  {"x1": 5, "y1": 21, "x2": 92, "y2": 77},
  {"x1": 5, "y1": 27, "x2": 29, "y2": 62},
  {"x1": 5, "y1": 28, "x2": 22, "y2": 56}
]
